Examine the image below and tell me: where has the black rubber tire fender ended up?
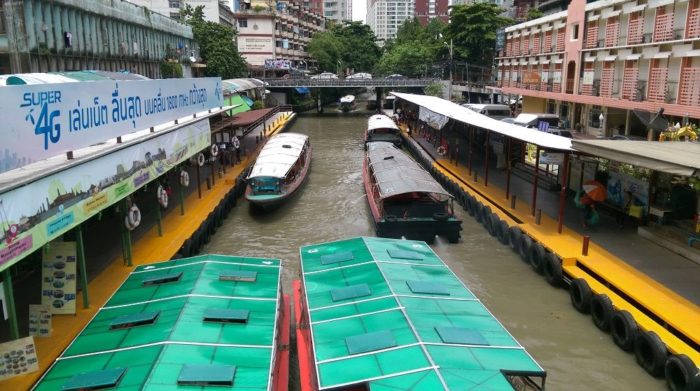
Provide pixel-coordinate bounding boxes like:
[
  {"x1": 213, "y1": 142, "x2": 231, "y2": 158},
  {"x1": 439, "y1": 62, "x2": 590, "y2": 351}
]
[
  {"x1": 665, "y1": 354, "x2": 700, "y2": 391},
  {"x1": 496, "y1": 220, "x2": 510, "y2": 245},
  {"x1": 179, "y1": 238, "x2": 194, "y2": 258},
  {"x1": 480, "y1": 206, "x2": 492, "y2": 226},
  {"x1": 611, "y1": 309, "x2": 639, "y2": 352},
  {"x1": 635, "y1": 330, "x2": 668, "y2": 377},
  {"x1": 433, "y1": 212, "x2": 449, "y2": 221},
  {"x1": 528, "y1": 242, "x2": 547, "y2": 274},
  {"x1": 466, "y1": 197, "x2": 476, "y2": 216},
  {"x1": 475, "y1": 203, "x2": 485, "y2": 223},
  {"x1": 543, "y1": 252, "x2": 564, "y2": 287},
  {"x1": 517, "y1": 235, "x2": 533, "y2": 262},
  {"x1": 508, "y1": 226, "x2": 523, "y2": 251},
  {"x1": 591, "y1": 293, "x2": 614, "y2": 332},
  {"x1": 486, "y1": 213, "x2": 499, "y2": 237},
  {"x1": 569, "y1": 278, "x2": 593, "y2": 313}
]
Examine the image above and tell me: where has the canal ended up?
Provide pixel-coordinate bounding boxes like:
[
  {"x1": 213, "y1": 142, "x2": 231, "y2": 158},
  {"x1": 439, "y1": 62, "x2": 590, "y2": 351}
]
[{"x1": 205, "y1": 114, "x2": 664, "y2": 390}]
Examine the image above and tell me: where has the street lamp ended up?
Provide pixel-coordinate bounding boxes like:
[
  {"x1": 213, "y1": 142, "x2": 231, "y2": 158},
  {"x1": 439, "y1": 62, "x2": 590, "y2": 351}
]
[{"x1": 598, "y1": 112, "x2": 605, "y2": 137}]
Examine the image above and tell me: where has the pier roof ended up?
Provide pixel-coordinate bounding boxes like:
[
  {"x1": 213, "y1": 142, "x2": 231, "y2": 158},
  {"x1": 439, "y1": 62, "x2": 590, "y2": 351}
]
[
  {"x1": 391, "y1": 92, "x2": 573, "y2": 151},
  {"x1": 572, "y1": 140, "x2": 700, "y2": 177},
  {"x1": 34, "y1": 254, "x2": 282, "y2": 391},
  {"x1": 299, "y1": 237, "x2": 546, "y2": 390}
]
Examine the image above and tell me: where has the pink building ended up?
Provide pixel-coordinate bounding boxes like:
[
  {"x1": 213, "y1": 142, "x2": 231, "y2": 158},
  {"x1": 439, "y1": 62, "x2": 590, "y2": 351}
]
[
  {"x1": 415, "y1": 0, "x2": 450, "y2": 25},
  {"x1": 497, "y1": 0, "x2": 700, "y2": 138}
]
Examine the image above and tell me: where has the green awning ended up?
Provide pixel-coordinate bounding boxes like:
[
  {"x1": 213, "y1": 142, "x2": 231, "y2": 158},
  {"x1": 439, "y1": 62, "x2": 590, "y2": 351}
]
[{"x1": 224, "y1": 95, "x2": 251, "y2": 116}]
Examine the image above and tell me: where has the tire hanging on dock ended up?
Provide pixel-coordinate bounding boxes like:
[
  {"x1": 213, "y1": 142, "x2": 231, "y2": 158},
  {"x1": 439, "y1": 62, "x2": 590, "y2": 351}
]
[
  {"x1": 635, "y1": 330, "x2": 668, "y2": 377},
  {"x1": 569, "y1": 278, "x2": 592, "y2": 313},
  {"x1": 496, "y1": 220, "x2": 510, "y2": 245},
  {"x1": 591, "y1": 293, "x2": 614, "y2": 332},
  {"x1": 508, "y1": 226, "x2": 523, "y2": 251},
  {"x1": 611, "y1": 309, "x2": 639, "y2": 351},
  {"x1": 518, "y1": 235, "x2": 533, "y2": 263},
  {"x1": 543, "y1": 252, "x2": 564, "y2": 287},
  {"x1": 665, "y1": 354, "x2": 700, "y2": 391},
  {"x1": 528, "y1": 242, "x2": 547, "y2": 274}
]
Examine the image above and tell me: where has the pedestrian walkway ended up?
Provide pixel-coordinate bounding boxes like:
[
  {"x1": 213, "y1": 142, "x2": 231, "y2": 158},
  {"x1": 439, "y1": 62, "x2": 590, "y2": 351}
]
[
  {"x1": 1, "y1": 110, "x2": 295, "y2": 390},
  {"x1": 400, "y1": 127, "x2": 700, "y2": 366}
]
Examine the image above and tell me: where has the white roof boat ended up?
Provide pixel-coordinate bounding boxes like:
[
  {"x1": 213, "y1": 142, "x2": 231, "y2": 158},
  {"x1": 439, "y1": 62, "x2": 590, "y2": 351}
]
[{"x1": 247, "y1": 133, "x2": 309, "y2": 179}]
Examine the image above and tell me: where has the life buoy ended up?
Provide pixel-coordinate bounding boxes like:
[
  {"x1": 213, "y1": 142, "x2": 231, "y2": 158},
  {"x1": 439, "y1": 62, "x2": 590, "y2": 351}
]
[
  {"x1": 543, "y1": 252, "x2": 564, "y2": 287},
  {"x1": 158, "y1": 186, "x2": 169, "y2": 209},
  {"x1": 665, "y1": 354, "x2": 700, "y2": 391},
  {"x1": 232, "y1": 136, "x2": 240, "y2": 150},
  {"x1": 635, "y1": 331, "x2": 668, "y2": 377},
  {"x1": 437, "y1": 146, "x2": 446, "y2": 156},
  {"x1": 125, "y1": 205, "x2": 141, "y2": 231},
  {"x1": 508, "y1": 226, "x2": 523, "y2": 251},
  {"x1": 197, "y1": 152, "x2": 206, "y2": 167},
  {"x1": 591, "y1": 293, "x2": 614, "y2": 331},
  {"x1": 210, "y1": 143, "x2": 219, "y2": 157},
  {"x1": 611, "y1": 309, "x2": 639, "y2": 351},
  {"x1": 570, "y1": 278, "x2": 592, "y2": 313},
  {"x1": 528, "y1": 242, "x2": 547, "y2": 274},
  {"x1": 180, "y1": 170, "x2": 190, "y2": 187},
  {"x1": 518, "y1": 235, "x2": 533, "y2": 263}
]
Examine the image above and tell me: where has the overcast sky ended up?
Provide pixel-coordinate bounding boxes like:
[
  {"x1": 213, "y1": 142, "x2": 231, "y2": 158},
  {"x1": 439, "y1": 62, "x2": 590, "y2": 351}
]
[{"x1": 352, "y1": 0, "x2": 367, "y2": 22}]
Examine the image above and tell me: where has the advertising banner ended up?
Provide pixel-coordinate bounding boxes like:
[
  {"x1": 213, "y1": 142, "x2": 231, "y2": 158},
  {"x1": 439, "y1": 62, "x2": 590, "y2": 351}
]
[
  {"x1": 239, "y1": 37, "x2": 274, "y2": 53},
  {"x1": 522, "y1": 71, "x2": 541, "y2": 84},
  {"x1": 607, "y1": 171, "x2": 649, "y2": 209},
  {"x1": 1, "y1": 78, "x2": 222, "y2": 173},
  {"x1": 0, "y1": 119, "x2": 211, "y2": 272},
  {"x1": 264, "y1": 59, "x2": 292, "y2": 70},
  {"x1": 0, "y1": 336, "x2": 39, "y2": 381},
  {"x1": 419, "y1": 107, "x2": 449, "y2": 130},
  {"x1": 539, "y1": 151, "x2": 565, "y2": 165},
  {"x1": 41, "y1": 241, "x2": 77, "y2": 315},
  {"x1": 28, "y1": 304, "x2": 52, "y2": 337}
]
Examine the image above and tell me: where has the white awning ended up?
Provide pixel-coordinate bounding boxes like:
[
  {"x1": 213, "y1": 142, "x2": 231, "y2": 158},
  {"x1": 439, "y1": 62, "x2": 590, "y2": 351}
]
[
  {"x1": 623, "y1": 4, "x2": 646, "y2": 14},
  {"x1": 652, "y1": 52, "x2": 671, "y2": 59},
  {"x1": 682, "y1": 49, "x2": 700, "y2": 57},
  {"x1": 588, "y1": 14, "x2": 601, "y2": 21},
  {"x1": 649, "y1": 0, "x2": 674, "y2": 8},
  {"x1": 540, "y1": 59, "x2": 551, "y2": 64},
  {"x1": 601, "y1": 9, "x2": 621, "y2": 18},
  {"x1": 625, "y1": 53, "x2": 642, "y2": 60},
  {"x1": 554, "y1": 58, "x2": 563, "y2": 63},
  {"x1": 391, "y1": 93, "x2": 572, "y2": 151},
  {"x1": 604, "y1": 55, "x2": 618, "y2": 61},
  {"x1": 584, "y1": 57, "x2": 596, "y2": 62},
  {"x1": 571, "y1": 140, "x2": 700, "y2": 177}
]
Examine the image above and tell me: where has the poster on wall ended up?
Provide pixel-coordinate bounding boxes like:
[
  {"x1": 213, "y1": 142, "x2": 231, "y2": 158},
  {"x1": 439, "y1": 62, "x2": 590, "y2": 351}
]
[
  {"x1": 28, "y1": 304, "x2": 52, "y2": 337},
  {"x1": 0, "y1": 120, "x2": 211, "y2": 273},
  {"x1": 607, "y1": 171, "x2": 649, "y2": 209},
  {"x1": 419, "y1": 107, "x2": 449, "y2": 130},
  {"x1": 41, "y1": 241, "x2": 77, "y2": 315},
  {"x1": 0, "y1": 336, "x2": 39, "y2": 381},
  {"x1": 1, "y1": 78, "x2": 222, "y2": 173}
]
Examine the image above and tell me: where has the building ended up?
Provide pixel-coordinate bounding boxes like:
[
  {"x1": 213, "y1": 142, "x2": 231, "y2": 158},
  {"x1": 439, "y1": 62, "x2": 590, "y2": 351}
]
[
  {"x1": 0, "y1": 0, "x2": 198, "y2": 78},
  {"x1": 415, "y1": 0, "x2": 449, "y2": 25},
  {"x1": 234, "y1": 0, "x2": 325, "y2": 71},
  {"x1": 128, "y1": 0, "x2": 236, "y2": 28},
  {"x1": 496, "y1": 0, "x2": 700, "y2": 138},
  {"x1": 367, "y1": 0, "x2": 414, "y2": 42},
  {"x1": 323, "y1": 0, "x2": 353, "y2": 22}
]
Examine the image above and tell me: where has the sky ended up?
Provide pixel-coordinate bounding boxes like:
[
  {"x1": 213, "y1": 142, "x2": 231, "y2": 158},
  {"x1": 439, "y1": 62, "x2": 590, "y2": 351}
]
[{"x1": 352, "y1": 0, "x2": 367, "y2": 22}]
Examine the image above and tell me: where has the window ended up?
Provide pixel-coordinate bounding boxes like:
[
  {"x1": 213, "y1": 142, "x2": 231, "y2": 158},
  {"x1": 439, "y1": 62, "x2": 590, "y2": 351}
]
[
  {"x1": 169, "y1": 0, "x2": 181, "y2": 8},
  {"x1": 239, "y1": 19, "x2": 248, "y2": 28},
  {"x1": 571, "y1": 23, "x2": 579, "y2": 40},
  {"x1": 169, "y1": 12, "x2": 180, "y2": 20},
  {"x1": 589, "y1": 106, "x2": 602, "y2": 128}
]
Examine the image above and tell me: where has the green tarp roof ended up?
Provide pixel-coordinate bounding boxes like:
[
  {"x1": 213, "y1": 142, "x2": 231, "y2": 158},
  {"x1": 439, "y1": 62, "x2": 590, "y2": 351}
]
[
  {"x1": 225, "y1": 94, "x2": 252, "y2": 116},
  {"x1": 34, "y1": 254, "x2": 281, "y2": 391},
  {"x1": 300, "y1": 237, "x2": 546, "y2": 390}
]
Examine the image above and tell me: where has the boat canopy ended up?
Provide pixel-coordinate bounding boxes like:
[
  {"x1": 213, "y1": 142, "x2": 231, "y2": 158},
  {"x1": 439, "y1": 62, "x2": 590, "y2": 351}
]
[
  {"x1": 299, "y1": 237, "x2": 546, "y2": 390},
  {"x1": 367, "y1": 114, "x2": 399, "y2": 131},
  {"x1": 391, "y1": 92, "x2": 573, "y2": 151},
  {"x1": 248, "y1": 132, "x2": 308, "y2": 179},
  {"x1": 34, "y1": 254, "x2": 282, "y2": 391},
  {"x1": 368, "y1": 142, "x2": 450, "y2": 200},
  {"x1": 340, "y1": 95, "x2": 355, "y2": 103}
]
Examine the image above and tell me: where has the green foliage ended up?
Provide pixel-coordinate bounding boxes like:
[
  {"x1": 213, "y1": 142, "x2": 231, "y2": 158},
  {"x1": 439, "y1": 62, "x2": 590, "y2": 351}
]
[
  {"x1": 253, "y1": 5, "x2": 267, "y2": 12},
  {"x1": 377, "y1": 18, "x2": 446, "y2": 77},
  {"x1": 526, "y1": 8, "x2": 544, "y2": 20},
  {"x1": 424, "y1": 82, "x2": 443, "y2": 97},
  {"x1": 308, "y1": 22, "x2": 381, "y2": 73},
  {"x1": 251, "y1": 100, "x2": 264, "y2": 109},
  {"x1": 160, "y1": 61, "x2": 183, "y2": 78},
  {"x1": 180, "y1": 5, "x2": 247, "y2": 79},
  {"x1": 446, "y1": 3, "x2": 512, "y2": 65}
]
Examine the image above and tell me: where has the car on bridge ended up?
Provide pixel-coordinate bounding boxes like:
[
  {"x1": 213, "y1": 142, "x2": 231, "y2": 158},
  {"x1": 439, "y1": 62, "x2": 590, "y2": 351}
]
[
  {"x1": 385, "y1": 74, "x2": 407, "y2": 79},
  {"x1": 310, "y1": 72, "x2": 338, "y2": 80},
  {"x1": 346, "y1": 72, "x2": 372, "y2": 80}
]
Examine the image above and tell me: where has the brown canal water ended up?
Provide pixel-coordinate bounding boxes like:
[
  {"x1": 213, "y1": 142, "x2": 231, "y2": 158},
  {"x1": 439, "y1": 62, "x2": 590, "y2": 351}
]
[{"x1": 205, "y1": 114, "x2": 665, "y2": 391}]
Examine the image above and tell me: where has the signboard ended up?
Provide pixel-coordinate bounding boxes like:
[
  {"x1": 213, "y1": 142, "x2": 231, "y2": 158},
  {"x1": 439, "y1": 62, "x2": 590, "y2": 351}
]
[
  {"x1": 522, "y1": 71, "x2": 541, "y2": 84},
  {"x1": 41, "y1": 241, "x2": 77, "y2": 314},
  {"x1": 607, "y1": 171, "x2": 649, "y2": 209},
  {"x1": 419, "y1": 107, "x2": 449, "y2": 130},
  {"x1": 28, "y1": 304, "x2": 52, "y2": 337},
  {"x1": 496, "y1": 28, "x2": 506, "y2": 52},
  {"x1": 539, "y1": 151, "x2": 565, "y2": 165},
  {"x1": 2, "y1": 78, "x2": 222, "y2": 174},
  {"x1": 0, "y1": 336, "x2": 39, "y2": 381},
  {"x1": 239, "y1": 36, "x2": 273, "y2": 53},
  {"x1": 583, "y1": 71, "x2": 595, "y2": 85},
  {"x1": 537, "y1": 121, "x2": 550, "y2": 132},
  {"x1": 0, "y1": 119, "x2": 211, "y2": 272},
  {"x1": 264, "y1": 59, "x2": 292, "y2": 70}
]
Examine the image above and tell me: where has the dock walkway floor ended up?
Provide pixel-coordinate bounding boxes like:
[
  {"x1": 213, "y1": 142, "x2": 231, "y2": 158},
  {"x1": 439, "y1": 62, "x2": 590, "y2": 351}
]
[
  {"x1": 399, "y1": 127, "x2": 700, "y2": 366},
  {"x1": 2, "y1": 111, "x2": 295, "y2": 390}
]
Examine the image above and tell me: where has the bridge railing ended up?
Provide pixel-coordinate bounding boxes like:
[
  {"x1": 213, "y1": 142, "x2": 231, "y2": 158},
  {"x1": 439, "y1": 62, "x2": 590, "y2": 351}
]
[{"x1": 262, "y1": 78, "x2": 439, "y2": 87}]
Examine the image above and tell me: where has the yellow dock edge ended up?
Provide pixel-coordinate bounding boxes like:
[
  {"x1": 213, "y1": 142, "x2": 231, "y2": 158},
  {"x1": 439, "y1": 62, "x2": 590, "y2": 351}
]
[{"x1": 2, "y1": 112, "x2": 295, "y2": 390}]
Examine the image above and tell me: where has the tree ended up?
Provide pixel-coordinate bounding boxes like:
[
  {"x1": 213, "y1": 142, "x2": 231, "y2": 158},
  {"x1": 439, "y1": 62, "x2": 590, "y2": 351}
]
[
  {"x1": 527, "y1": 8, "x2": 544, "y2": 21},
  {"x1": 424, "y1": 82, "x2": 444, "y2": 97},
  {"x1": 308, "y1": 22, "x2": 381, "y2": 74},
  {"x1": 180, "y1": 5, "x2": 247, "y2": 79},
  {"x1": 308, "y1": 31, "x2": 343, "y2": 72},
  {"x1": 445, "y1": 3, "x2": 512, "y2": 66},
  {"x1": 376, "y1": 18, "x2": 446, "y2": 77}
]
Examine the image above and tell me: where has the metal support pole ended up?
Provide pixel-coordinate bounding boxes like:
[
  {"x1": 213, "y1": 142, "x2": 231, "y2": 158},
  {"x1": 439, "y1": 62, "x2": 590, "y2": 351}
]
[
  {"x1": 76, "y1": 225, "x2": 90, "y2": 308},
  {"x1": 121, "y1": 199, "x2": 133, "y2": 267},
  {"x1": 506, "y1": 138, "x2": 512, "y2": 199},
  {"x1": 179, "y1": 177, "x2": 185, "y2": 216},
  {"x1": 582, "y1": 235, "x2": 590, "y2": 256},
  {"x1": 484, "y1": 131, "x2": 490, "y2": 187},
  {"x1": 468, "y1": 127, "x2": 474, "y2": 175},
  {"x1": 2, "y1": 269, "x2": 19, "y2": 339},
  {"x1": 210, "y1": 161, "x2": 216, "y2": 187},
  {"x1": 557, "y1": 153, "x2": 571, "y2": 233},
  {"x1": 532, "y1": 146, "x2": 541, "y2": 216},
  {"x1": 155, "y1": 195, "x2": 163, "y2": 237},
  {"x1": 196, "y1": 164, "x2": 202, "y2": 199}
]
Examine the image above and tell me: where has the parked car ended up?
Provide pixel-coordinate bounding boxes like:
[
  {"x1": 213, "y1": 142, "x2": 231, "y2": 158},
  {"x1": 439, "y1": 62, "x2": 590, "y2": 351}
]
[
  {"x1": 385, "y1": 74, "x2": 407, "y2": 79},
  {"x1": 462, "y1": 104, "x2": 512, "y2": 120},
  {"x1": 512, "y1": 113, "x2": 560, "y2": 128},
  {"x1": 310, "y1": 72, "x2": 338, "y2": 79},
  {"x1": 346, "y1": 72, "x2": 372, "y2": 80},
  {"x1": 546, "y1": 128, "x2": 574, "y2": 138},
  {"x1": 500, "y1": 118, "x2": 516, "y2": 124}
]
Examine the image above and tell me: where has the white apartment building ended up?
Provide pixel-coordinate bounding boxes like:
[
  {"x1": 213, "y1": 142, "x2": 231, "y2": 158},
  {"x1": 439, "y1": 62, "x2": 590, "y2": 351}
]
[
  {"x1": 367, "y1": 0, "x2": 415, "y2": 42},
  {"x1": 324, "y1": 0, "x2": 353, "y2": 21},
  {"x1": 130, "y1": 0, "x2": 236, "y2": 27}
]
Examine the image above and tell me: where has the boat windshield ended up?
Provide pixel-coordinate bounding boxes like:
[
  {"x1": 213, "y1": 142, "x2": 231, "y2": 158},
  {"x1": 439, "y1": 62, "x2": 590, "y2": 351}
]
[{"x1": 249, "y1": 177, "x2": 281, "y2": 194}]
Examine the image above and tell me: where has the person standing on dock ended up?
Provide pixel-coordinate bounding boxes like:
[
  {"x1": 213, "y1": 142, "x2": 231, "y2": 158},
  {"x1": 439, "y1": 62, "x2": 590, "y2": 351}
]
[{"x1": 233, "y1": 136, "x2": 241, "y2": 163}]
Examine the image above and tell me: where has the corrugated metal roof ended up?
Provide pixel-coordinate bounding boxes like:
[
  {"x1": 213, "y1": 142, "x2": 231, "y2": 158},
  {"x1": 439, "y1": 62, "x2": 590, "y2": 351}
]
[
  {"x1": 299, "y1": 237, "x2": 546, "y2": 390},
  {"x1": 33, "y1": 254, "x2": 282, "y2": 391},
  {"x1": 367, "y1": 114, "x2": 399, "y2": 132}
]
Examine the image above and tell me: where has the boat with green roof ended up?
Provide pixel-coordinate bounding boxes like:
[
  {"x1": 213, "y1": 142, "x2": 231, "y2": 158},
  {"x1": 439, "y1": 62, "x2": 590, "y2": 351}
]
[
  {"x1": 294, "y1": 236, "x2": 546, "y2": 390},
  {"x1": 32, "y1": 254, "x2": 289, "y2": 391}
]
